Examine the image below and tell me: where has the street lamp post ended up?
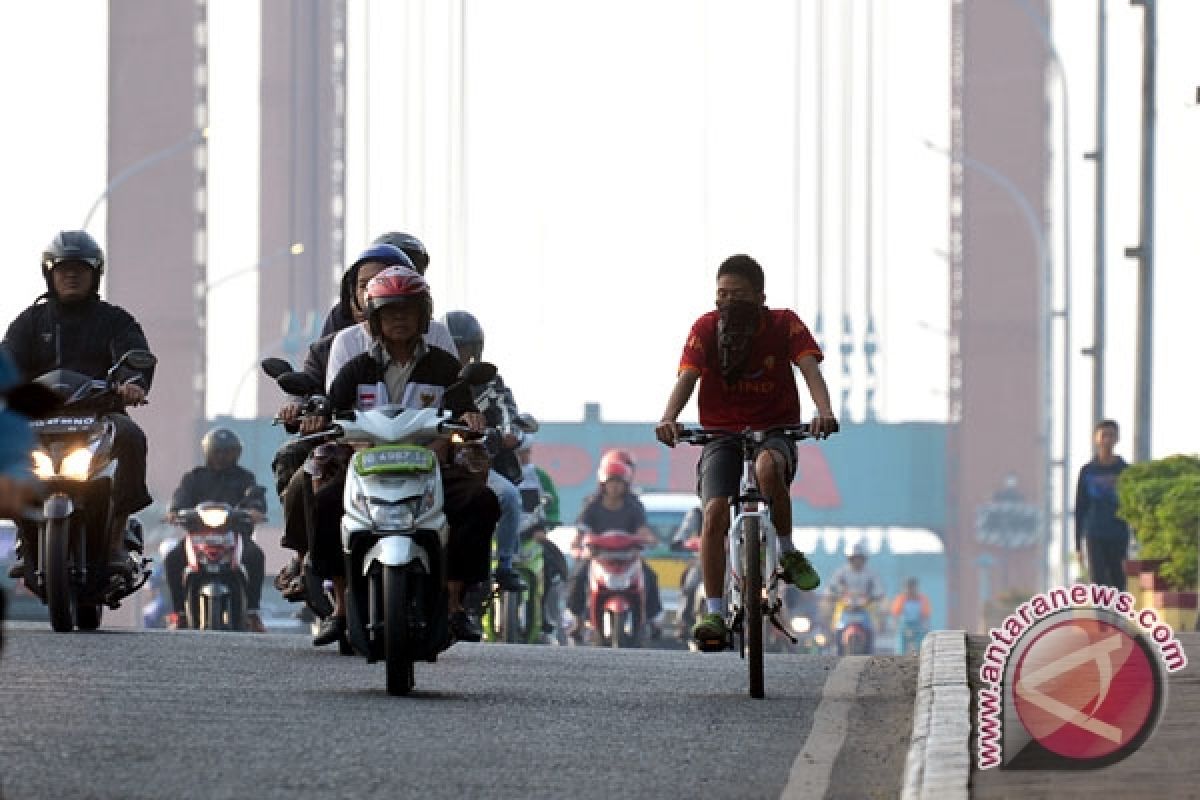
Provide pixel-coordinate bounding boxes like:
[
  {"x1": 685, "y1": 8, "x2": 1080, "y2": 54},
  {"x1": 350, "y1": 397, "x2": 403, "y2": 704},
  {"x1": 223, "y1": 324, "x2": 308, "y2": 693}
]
[
  {"x1": 226, "y1": 319, "x2": 320, "y2": 417},
  {"x1": 203, "y1": 243, "x2": 305, "y2": 293},
  {"x1": 199, "y1": 243, "x2": 308, "y2": 418},
  {"x1": 926, "y1": 141, "x2": 1057, "y2": 590},
  {"x1": 81, "y1": 128, "x2": 208, "y2": 232},
  {"x1": 1129, "y1": 0, "x2": 1156, "y2": 463},
  {"x1": 1013, "y1": 0, "x2": 1076, "y2": 585}
]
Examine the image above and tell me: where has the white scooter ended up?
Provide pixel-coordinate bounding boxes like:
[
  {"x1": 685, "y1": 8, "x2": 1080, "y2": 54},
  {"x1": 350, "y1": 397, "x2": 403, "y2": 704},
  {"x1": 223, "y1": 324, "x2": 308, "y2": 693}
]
[{"x1": 277, "y1": 362, "x2": 495, "y2": 696}]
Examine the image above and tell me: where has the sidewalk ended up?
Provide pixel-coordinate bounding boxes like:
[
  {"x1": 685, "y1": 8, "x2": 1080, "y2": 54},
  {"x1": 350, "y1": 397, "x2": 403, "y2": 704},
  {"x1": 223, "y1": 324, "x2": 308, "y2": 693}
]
[
  {"x1": 966, "y1": 631, "x2": 1200, "y2": 799},
  {"x1": 900, "y1": 631, "x2": 1200, "y2": 799}
]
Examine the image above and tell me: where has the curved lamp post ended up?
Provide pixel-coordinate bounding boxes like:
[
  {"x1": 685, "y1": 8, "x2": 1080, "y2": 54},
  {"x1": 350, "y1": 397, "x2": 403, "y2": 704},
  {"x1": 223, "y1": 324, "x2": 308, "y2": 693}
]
[
  {"x1": 925, "y1": 140, "x2": 1062, "y2": 589},
  {"x1": 81, "y1": 127, "x2": 208, "y2": 231}
]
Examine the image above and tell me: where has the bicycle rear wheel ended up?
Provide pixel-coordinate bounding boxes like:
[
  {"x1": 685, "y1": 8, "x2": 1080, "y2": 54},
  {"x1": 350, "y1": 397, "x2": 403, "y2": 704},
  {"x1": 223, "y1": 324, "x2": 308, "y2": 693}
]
[{"x1": 743, "y1": 516, "x2": 764, "y2": 698}]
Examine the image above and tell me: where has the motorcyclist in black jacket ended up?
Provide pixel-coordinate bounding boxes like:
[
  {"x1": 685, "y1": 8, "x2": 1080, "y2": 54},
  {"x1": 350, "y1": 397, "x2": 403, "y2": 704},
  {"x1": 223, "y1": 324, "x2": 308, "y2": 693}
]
[
  {"x1": 163, "y1": 428, "x2": 270, "y2": 631},
  {"x1": 441, "y1": 310, "x2": 529, "y2": 592},
  {"x1": 1, "y1": 231, "x2": 154, "y2": 573}
]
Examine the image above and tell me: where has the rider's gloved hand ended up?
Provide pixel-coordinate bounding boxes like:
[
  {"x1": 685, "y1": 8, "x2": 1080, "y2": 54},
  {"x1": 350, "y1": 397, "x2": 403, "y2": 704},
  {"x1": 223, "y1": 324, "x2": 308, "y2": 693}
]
[
  {"x1": 278, "y1": 402, "x2": 303, "y2": 424},
  {"x1": 118, "y1": 380, "x2": 147, "y2": 406},
  {"x1": 299, "y1": 415, "x2": 329, "y2": 435}
]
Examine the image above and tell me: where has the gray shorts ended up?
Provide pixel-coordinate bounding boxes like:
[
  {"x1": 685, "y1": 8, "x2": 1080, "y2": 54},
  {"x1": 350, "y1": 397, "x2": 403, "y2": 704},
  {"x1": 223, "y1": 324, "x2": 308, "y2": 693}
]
[{"x1": 696, "y1": 433, "x2": 797, "y2": 505}]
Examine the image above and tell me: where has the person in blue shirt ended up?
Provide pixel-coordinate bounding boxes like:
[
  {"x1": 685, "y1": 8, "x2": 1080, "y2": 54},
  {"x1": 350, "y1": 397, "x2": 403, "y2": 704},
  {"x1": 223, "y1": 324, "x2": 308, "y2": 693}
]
[{"x1": 1074, "y1": 419, "x2": 1131, "y2": 590}]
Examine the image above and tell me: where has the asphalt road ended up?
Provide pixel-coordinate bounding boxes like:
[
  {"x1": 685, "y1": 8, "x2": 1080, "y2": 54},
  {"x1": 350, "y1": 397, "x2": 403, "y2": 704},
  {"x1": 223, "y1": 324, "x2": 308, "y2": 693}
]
[{"x1": 0, "y1": 623, "x2": 916, "y2": 800}]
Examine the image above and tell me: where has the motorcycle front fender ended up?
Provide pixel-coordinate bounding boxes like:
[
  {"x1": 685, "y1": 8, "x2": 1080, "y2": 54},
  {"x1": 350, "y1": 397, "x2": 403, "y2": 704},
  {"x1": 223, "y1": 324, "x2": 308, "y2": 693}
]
[
  {"x1": 42, "y1": 493, "x2": 73, "y2": 520},
  {"x1": 362, "y1": 536, "x2": 429, "y2": 576}
]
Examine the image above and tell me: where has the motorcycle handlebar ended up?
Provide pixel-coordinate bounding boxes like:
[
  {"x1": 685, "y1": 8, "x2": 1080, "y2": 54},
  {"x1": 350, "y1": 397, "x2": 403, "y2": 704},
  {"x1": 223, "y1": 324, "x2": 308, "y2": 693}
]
[{"x1": 436, "y1": 420, "x2": 496, "y2": 440}]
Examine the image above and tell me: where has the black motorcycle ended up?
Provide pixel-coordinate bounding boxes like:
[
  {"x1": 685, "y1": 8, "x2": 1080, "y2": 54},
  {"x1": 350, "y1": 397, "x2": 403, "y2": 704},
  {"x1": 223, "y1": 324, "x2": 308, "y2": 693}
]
[{"x1": 19, "y1": 350, "x2": 155, "y2": 632}]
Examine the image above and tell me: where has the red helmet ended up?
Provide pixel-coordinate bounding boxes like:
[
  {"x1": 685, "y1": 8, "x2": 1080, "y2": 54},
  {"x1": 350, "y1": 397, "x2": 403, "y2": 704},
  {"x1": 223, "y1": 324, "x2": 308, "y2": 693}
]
[
  {"x1": 597, "y1": 449, "x2": 636, "y2": 483},
  {"x1": 597, "y1": 457, "x2": 633, "y2": 485},
  {"x1": 366, "y1": 266, "x2": 432, "y2": 334}
]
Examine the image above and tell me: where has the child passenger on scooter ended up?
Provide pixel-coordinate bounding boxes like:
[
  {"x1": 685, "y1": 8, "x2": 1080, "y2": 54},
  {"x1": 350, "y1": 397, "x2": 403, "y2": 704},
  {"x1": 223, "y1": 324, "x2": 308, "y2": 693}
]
[{"x1": 301, "y1": 266, "x2": 500, "y2": 644}]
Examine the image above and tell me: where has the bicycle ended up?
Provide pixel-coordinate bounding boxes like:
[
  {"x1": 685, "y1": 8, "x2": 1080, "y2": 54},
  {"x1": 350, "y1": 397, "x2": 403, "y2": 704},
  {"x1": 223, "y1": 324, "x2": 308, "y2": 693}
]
[{"x1": 677, "y1": 424, "x2": 828, "y2": 698}]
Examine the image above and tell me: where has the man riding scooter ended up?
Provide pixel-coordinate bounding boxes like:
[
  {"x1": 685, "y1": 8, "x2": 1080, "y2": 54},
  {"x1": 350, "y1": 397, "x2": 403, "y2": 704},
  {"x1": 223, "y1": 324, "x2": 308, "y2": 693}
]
[
  {"x1": 441, "y1": 310, "x2": 529, "y2": 594},
  {"x1": 3, "y1": 230, "x2": 155, "y2": 578},
  {"x1": 163, "y1": 428, "x2": 269, "y2": 631},
  {"x1": 891, "y1": 577, "x2": 931, "y2": 655},
  {"x1": 828, "y1": 541, "x2": 884, "y2": 655}
]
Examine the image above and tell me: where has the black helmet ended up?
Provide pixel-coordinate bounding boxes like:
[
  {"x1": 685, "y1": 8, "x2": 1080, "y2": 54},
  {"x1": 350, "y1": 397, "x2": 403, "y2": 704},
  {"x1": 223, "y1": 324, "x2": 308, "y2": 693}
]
[
  {"x1": 372, "y1": 232, "x2": 430, "y2": 274},
  {"x1": 442, "y1": 310, "x2": 484, "y2": 354},
  {"x1": 201, "y1": 427, "x2": 243, "y2": 462},
  {"x1": 42, "y1": 230, "x2": 105, "y2": 295}
]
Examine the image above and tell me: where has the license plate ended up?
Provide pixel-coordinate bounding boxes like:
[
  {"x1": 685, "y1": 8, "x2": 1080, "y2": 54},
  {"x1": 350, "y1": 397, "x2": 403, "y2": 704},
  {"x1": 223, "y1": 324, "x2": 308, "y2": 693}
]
[
  {"x1": 354, "y1": 445, "x2": 435, "y2": 475},
  {"x1": 30, "y1": 415, "x2": 98, "y2": 435}
]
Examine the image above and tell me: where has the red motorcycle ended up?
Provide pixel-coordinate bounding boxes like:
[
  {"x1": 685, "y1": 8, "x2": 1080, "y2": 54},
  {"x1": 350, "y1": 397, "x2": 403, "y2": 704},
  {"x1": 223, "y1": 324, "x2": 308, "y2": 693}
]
[
  {"x1": 175, "y1": 501, "x2": 255, "y2": 631},
  {"x1": 583, "y1": 530, "x2": 646, "y2": 648}
]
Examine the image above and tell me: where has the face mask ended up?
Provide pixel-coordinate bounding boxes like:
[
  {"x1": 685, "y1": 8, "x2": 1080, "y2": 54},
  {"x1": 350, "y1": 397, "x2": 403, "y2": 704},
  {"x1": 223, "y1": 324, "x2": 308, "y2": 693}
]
[{"x1": 717, "y1": 300, "x2": 762, "y2": 385}]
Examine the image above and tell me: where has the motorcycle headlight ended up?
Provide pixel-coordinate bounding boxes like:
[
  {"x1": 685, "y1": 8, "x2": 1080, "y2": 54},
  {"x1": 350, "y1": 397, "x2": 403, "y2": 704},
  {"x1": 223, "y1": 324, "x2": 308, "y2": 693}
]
[
  {"x1": 369, "y1": 503, "x2": 414, "y2": 531},
  {"x1": 197, "y1": 508, "x2": 229, "y2": 528},
  {"x1": 813, "y1": 632, "x2": 827, "y2": 647},
  {"x1": 791, "y1": 616, "x2": 812, "y2": 634},
  {"x1": 32, "y1": 450, "x2": 55, "y2": 480},
  {"x1": 60, "y1": 447, "x2": 94, "y2": 480}
]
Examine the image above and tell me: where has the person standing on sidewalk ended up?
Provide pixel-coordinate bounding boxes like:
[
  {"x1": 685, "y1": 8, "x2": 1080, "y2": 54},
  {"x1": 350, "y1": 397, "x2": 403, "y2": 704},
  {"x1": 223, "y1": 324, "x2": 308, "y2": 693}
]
[{"x1": 1074, "y1": 419, "x2": 1131, "y2": 590}]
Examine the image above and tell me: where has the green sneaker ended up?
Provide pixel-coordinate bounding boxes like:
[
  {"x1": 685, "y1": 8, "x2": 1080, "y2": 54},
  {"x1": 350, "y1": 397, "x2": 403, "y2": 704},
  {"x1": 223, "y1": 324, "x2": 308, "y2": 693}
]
[
  {"x1": 780, "y1": 551, "x2": 821, "y2": 590},
  {"x1": 691, "y1": 612, "x2": 729, "y2": 648}
]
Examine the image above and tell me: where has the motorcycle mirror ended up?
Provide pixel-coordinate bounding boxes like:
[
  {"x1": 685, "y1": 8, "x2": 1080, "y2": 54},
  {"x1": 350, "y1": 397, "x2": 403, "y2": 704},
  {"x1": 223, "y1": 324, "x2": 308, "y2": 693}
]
[
  {"x1": 514, "y1": 412, "x2": 539, "y2": 433},
  {"x1": 459, "y1": 361, "x2": 497, "y2": 387},
  {"x1": 118, "y1": 350, "x2": 158, "y2": 372},
  {"x1": 260, "y1": 357, "x2": 295, "y2": 380},
  {"x1": 277, "y1": 371, "x2": 321, "y2": 397}
]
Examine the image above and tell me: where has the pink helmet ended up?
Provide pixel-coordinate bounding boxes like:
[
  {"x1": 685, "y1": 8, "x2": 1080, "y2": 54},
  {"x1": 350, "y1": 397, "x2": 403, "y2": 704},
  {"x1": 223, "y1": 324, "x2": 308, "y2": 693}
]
[
  {"x1": 597, "y1": 456, "x2": 633, "y2": 485},
  {"x1": 365, "y1": 266, "x2": 432, "y2": 334},
  {"x1": 597, "y1": 449, "x2": 636, "y2": 483}
]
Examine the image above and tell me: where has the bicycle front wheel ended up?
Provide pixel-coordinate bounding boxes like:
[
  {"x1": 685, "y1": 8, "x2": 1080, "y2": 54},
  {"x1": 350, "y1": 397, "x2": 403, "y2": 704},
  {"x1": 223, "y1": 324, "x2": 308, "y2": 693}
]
[{"x1": 743, "y1": 516, "x2": 764, "y2": 698}]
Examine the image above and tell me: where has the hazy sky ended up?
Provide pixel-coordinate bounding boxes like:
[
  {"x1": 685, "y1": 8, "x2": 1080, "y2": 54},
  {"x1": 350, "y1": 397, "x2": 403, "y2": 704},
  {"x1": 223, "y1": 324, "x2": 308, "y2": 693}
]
[{"x1": 0, "y1": 0, "x2": 1197, "y2": 479}]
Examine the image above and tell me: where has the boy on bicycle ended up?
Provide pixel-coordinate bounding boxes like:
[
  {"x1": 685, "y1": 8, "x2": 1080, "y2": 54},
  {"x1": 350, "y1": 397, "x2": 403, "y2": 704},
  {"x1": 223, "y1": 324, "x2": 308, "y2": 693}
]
[{"x1": 654, "y1": 254, "x2": 837, "y2": 646}]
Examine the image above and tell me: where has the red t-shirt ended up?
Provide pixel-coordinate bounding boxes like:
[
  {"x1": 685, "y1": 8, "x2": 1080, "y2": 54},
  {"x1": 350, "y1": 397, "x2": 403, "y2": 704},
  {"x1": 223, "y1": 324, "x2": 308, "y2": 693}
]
[{"x1": 678, "y1": 308, "x2": 822, "y2": 429}]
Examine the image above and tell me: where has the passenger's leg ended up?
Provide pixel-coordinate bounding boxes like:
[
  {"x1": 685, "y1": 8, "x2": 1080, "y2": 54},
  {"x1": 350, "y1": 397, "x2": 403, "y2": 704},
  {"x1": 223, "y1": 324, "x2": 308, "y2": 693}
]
[
  {"x1": 444, "y1": 467, "x2": 500, "y2": 641},
  {"x1": 310, "y1": 478, "x2": 348, "y2": 646},
  {"x1": 487, "y1": 470, "x2": 523, "y2": 588},
  {"x1": 164, "y1": 542, "x2": 187, "y2": 615},
  {"x1": 241, "y1": 535, "x2": 266, "y2": 611},
  {"x1": 642, "y1": 562, "x2": 662, "y2": 620}
]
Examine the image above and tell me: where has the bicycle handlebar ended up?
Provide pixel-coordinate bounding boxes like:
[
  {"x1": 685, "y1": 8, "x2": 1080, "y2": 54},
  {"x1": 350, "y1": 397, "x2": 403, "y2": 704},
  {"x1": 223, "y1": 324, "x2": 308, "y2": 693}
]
[{"x1": 676, "y1": 423, "x2": 835, "y2": 446}]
